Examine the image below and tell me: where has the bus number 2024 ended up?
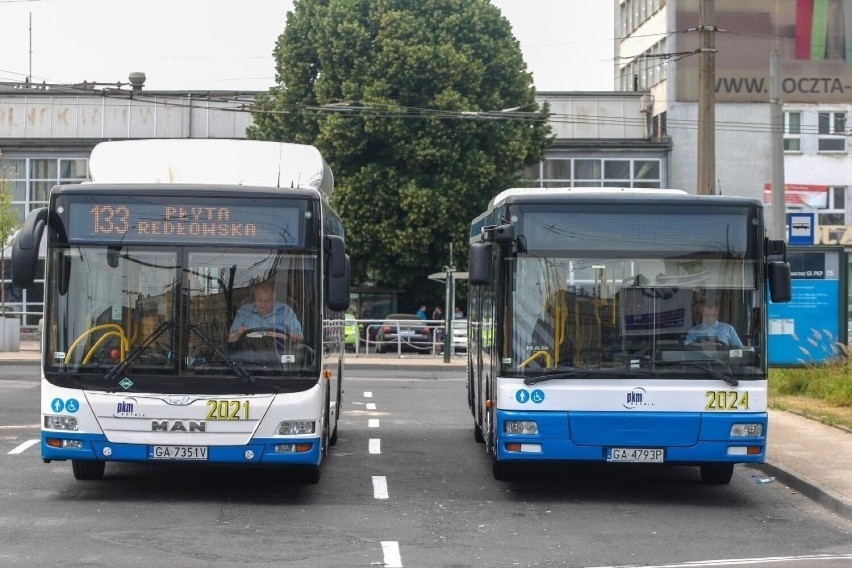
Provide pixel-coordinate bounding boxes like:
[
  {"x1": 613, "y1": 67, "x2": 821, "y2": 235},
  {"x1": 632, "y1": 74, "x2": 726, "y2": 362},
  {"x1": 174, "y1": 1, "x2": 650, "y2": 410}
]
[{"x1": 705, "y1": 390, "x2": 749, "y2": 411}]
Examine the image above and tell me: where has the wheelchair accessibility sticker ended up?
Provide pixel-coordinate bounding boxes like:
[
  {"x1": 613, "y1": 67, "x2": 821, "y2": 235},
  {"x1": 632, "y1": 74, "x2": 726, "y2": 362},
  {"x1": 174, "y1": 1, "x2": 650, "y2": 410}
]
[
  {"x1": 515, "y1": 389, "x2": 545, "y2": 404},
  {"x1": 50, "y1": 398, "x2": 80, "y2": 413}
]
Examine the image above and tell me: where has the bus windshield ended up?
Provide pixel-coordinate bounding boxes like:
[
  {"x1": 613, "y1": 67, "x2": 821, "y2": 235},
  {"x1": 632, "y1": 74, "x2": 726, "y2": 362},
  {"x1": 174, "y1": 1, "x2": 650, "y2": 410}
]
[
  {"x1": 504, "y1": 254, "x2": 763, "y2": 380},
  {"x1": 45, "y1": 246, "x2": 319, "y2": 393}
]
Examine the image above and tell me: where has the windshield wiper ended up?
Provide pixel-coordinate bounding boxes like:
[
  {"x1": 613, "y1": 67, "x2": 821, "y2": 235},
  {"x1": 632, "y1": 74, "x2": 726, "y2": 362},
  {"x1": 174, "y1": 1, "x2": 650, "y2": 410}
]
[
  {"x1": 104, "y1": 320, "x2": 174, "y2": 382},
  {"x1": 187, "y1": 323, "x2": 253, "y2": 383},
  {"x1": 522, "y1": 368, "x2": 650, "y2": 385},
  {"x1": 655, "y1": 360, "x2": 738, "y2": 387}
]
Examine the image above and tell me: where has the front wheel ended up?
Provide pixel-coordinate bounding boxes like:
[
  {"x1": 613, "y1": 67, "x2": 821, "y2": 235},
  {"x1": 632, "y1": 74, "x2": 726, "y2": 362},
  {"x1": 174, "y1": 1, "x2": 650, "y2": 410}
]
[
  {"x1": 72, "y1": 460, "x2": 105, "y2": 480},
  {"x1": 700, "y1": 463, "x2": 734, "y2": 484},
  {"x1": 492, "y1": 455, "x2": 517, "y2": 482},
  {"x1": 473, "y1": 422, "x2": 485, "y2": 444}
]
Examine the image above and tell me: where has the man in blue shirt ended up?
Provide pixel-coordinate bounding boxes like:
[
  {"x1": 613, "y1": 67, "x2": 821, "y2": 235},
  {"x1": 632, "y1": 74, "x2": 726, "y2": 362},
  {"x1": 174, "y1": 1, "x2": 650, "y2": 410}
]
[
  {"x1": 228, "y1": 281, "x2": 303, "y2": 343},
  {"x1": 685, "y1": 304, "x2": 743, "y2": 348}
]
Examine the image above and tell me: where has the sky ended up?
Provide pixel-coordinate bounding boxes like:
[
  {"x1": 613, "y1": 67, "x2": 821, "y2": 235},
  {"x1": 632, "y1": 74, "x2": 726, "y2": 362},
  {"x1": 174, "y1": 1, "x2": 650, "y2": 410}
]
[{"x1": 0, "y1": 0, "x2": 614, "y2": 92}]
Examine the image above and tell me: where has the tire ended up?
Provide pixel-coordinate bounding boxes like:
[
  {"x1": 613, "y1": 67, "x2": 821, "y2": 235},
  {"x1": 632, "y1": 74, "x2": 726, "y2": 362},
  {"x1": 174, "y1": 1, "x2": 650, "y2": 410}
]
[
  {"x1": 72, "y1": 459, "x2": 105, "y2": 480},
  {"x1": 474, "y1": 422, "x2": 485, "y2": 444},
  {"x1": 491, "y1": 455, "x2": 517, "y2": 482},
  {"x1": 300, "y1": 465, "x2": 321, "y2": 484},
  {"x1": 700, "y1": 463, "x2": 734, "y2": 484}
]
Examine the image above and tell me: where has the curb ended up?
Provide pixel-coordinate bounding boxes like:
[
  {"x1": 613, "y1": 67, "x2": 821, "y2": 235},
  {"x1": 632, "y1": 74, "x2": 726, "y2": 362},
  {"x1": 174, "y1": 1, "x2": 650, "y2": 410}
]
[{"x1": 748, "y1": 461, "x2": 852, "y2": 522}]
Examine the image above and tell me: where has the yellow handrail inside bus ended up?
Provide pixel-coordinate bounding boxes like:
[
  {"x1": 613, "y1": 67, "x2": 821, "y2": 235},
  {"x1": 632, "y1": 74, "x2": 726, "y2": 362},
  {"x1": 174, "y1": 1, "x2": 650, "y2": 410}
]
[
  {"x1": 82, "y1": 331, "x2": 129, "y2": 364},
  {"x1": 64, "y1": 324, "x2": 128, "y2": 364},
  {"x1": 519, "y1": 349, "x2": 553, "y2": 369}
]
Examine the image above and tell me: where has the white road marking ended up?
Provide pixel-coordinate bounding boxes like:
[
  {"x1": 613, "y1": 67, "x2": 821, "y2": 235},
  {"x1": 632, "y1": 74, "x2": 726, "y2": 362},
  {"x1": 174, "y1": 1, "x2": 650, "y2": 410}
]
[
  {"x1": 381, "y1": 541, "x2": 402, "y2": 567},
  {"x1": 372, "y1": 475, "x2": 389, "y2": 499},
  {"x1": 8, "y1": 439, "x2": 39, "y2": 455},
  {"x1": 366, "y1": 402, "x2": 376, "y2": 410},
  {"x1": 0, "y1": 424, "x2": 41, "y2": 430},
  {"x1": 369, "y1": 438, "x2": 381, "y2": 454},
  {"x1": 593, "y1": 553, "x2": 852, "y2": 568},
  {"x1": 368, "y1": 418, "x2": 380, "y2": 428},
  {"x1": 364, "y1": 391, "x2": 373, "y2": 397}
]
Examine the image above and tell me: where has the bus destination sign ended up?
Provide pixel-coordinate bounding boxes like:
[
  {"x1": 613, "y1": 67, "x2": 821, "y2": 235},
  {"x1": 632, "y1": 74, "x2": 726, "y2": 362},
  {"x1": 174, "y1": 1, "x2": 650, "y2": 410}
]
[{"x1": 68, "y1": 202, "x2": 302, "y2": 246}]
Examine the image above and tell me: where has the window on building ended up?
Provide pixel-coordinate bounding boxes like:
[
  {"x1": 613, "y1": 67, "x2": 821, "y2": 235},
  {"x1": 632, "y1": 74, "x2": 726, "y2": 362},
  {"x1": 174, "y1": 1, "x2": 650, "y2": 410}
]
[
  {"x1": 818, "y1": 186, "x2": 849, "y2": 227},
  {"x1": 604, "y1": 160, "x2": 631, "y2": 187},
  {"x1": 784, "y1": 111, "x2": 802, "y2": 152},
  {"x1": 533, "y1": 158, "x2": 662, "y2": 189},
  {"x1": 818, "y1": 112, "x2": 846, "y2": 152},
  {"x1": 1, "y1": 156, "x2": 89, "y2": 326},
  {"x1": 633, "y1": 160, "x2": 661, "y2": 188},
  {"x1": 575, "y1": 160, "x2": 603, "y2": 186}
]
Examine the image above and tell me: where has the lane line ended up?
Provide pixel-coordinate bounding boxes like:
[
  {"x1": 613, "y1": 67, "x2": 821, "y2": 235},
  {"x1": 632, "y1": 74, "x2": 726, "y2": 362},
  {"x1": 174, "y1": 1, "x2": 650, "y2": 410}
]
[
  {"x1": 366, "y1": 402, "x2": 376, "y2": 410},
  {"x1": 593, "y1": 553, "x2": 852, "y2": 568},
  {"x1": 364, "y1": 391, "x2": 373, "y2": 398},
  {"x1": 8, "y1": 439, "x2": 39, "y2": 455},
  {"x1": 380, "y1": 541, "x2": 402, "y2": 568},
  {"x1": 368, "y1": 418, "x2": 380, "y2": 428},
  {"x1": 372, "y1": 475, "x2": 389, "y2": 499},
  {"x1": 369, "y1": 438, "x2": 381, "y2": 454},
  {"x1": 0, "y1": 425, "x2": 41, "y2": 430}
]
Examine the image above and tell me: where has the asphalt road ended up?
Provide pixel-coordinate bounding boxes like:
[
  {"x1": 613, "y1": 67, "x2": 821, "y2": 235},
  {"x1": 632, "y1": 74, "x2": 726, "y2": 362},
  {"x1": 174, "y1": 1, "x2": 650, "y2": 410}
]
[{"x1": 0, "y1": 364, "x2": 850, "y2": 567}]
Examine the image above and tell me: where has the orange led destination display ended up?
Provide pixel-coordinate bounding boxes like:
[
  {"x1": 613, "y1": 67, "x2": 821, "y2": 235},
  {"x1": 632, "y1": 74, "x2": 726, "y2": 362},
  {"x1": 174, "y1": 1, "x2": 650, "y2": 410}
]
[{"x1": 68, "y1": 202, "x2": 302, "y2": 246}]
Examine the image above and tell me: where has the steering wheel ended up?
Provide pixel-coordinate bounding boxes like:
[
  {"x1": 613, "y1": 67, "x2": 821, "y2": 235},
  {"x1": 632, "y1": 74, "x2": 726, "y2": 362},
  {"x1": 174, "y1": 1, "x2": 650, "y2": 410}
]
[
  {"x1": 686, "y1": 338, "x2": 729, "y2": 351},
  {"x1": 242, "y1": 327, "x2": 294, "y2": 340},
  {"x1": 237, "y1": 328, "x2": 314, "y2": 365}
]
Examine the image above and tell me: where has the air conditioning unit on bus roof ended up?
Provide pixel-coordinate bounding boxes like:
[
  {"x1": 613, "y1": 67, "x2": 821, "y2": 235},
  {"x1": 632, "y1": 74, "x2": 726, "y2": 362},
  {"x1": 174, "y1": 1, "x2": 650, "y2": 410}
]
[{"x1": 88, "y1": 139, "x2": 334, "y2": 196}]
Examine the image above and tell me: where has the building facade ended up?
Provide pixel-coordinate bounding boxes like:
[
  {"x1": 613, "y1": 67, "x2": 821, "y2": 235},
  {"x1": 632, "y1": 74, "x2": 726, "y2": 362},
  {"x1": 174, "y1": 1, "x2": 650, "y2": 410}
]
[
  {"x1": 615, "y1": 0, "x2": 852, "y2": 335},
  {"x1": 0, "y1": 85, "x2": 255, "y2": 326}
]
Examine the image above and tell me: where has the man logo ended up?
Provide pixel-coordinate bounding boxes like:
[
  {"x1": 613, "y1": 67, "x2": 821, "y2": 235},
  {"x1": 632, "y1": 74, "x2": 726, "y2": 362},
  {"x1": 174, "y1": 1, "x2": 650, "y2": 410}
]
[{"x1": 151, "y1": 420, "x2": 206, "y2": 432}]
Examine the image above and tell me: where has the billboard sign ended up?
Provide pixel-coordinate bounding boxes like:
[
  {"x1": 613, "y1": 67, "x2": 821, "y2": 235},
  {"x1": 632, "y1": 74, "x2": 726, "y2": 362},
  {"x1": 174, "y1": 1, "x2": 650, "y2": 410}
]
[
  {"x1": 676, "y1": 0, "x2": 852, "y2": 103},
  {"x1": 767, "y1": 247, "x2": 847, "y2": 366}
]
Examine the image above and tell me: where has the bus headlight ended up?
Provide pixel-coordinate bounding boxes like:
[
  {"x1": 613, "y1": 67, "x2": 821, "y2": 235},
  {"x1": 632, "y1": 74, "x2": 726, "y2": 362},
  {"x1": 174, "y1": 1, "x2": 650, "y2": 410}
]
[
  {"x1": 277, "y1": 421, "x2": 316, "y2": 435},
  {"x1": 44, "y1": 415, "x2": 79, "y2": 431},
  {"x1": 730, "y1": 423, "x2": 763, "y2": 437},
  {"x1": 504, "y1": 420, "x2": 538, "y2": 435}
]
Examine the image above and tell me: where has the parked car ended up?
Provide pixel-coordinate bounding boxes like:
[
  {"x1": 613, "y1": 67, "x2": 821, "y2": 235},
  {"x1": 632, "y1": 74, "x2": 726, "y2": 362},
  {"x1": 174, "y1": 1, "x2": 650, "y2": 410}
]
[
  {"x1": 344, "y1": 313, "x2": 358, "y2": 351},
  {"x1": 375, "y1": 313, "x2": 432, "y2": 353},
  {"x1": 450, "y1": 319, "x2": 468, "y2": 353}
]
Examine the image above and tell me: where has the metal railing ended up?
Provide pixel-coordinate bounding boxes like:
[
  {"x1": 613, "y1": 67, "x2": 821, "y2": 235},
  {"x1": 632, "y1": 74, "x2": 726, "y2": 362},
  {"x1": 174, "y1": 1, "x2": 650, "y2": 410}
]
[{"x1": 345, "y1": 318, "x2": 467, "y2": 357}]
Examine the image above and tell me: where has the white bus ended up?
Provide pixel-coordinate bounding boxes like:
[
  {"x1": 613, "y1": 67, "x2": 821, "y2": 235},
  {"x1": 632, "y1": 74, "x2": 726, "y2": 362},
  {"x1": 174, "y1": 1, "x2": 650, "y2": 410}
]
[
  {"x1": 12, "y1": 139, "x2": 350, "y2": 483},
  {"x1": 466, "y1": 188, "x2": 791, "y2": 483}
]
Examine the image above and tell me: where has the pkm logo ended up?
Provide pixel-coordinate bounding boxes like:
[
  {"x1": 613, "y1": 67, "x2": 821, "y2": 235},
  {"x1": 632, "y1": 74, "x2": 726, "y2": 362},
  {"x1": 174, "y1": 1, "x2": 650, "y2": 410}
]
[
  {"x1": 623, "y1": 387, "x2": 652, "y2": 409},
  {"x1": 114, "y1": 398, "x2": 141, "y2": 417}
]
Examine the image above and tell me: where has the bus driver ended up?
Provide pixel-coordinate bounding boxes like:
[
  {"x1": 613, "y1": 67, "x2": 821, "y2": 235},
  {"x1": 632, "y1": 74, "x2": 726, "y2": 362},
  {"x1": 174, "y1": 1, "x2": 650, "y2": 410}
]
[
  {"x1": 228, "y1": 281, "x2": 303, "y2": 343},
  {"x1": 685, "y1": 303, "x2": 743, "y2": 348}
]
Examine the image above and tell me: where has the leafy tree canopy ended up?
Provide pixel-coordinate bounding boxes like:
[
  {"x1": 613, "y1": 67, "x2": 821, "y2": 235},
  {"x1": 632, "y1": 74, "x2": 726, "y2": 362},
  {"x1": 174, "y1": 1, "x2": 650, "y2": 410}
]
[{"x1": 249, "y1": 0, "x2": 551, "y2": 308}]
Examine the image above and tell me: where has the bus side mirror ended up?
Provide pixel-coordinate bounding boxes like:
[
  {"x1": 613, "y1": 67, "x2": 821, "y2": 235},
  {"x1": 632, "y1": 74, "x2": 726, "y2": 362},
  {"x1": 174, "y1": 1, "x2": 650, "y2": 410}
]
[
  {"x1": 11, "y1": 207, "x2": 48, "y2": 289},
  {"x1": 325, "y1": 235, "x2": 349, "y2": 312},
  {"x1": 768, "y1": 261, "x2": 792, "y2": 303},
  {"x1": 107, "y1": 246, "x2": 122, "y2": 268},
  {"x1": 469, "y1": 242, "x2": 492, "y2": 285}
]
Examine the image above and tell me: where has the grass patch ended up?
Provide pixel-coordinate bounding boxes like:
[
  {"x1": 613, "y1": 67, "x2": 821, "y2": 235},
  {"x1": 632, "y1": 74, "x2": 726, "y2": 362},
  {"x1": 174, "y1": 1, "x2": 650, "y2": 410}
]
[{"x1": 769, "y1": 344, "x2": 852, "y2": 430}]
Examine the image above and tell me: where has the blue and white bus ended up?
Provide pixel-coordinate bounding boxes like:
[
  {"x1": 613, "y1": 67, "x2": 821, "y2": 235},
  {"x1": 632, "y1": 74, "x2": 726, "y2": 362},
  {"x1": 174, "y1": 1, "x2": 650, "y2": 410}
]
[
  {"x1": 12, "y1": 139, "x2": 349, "y2": 483},
  {"x1": 466, "y1": 188, "x2": 791, "y2": 483}
]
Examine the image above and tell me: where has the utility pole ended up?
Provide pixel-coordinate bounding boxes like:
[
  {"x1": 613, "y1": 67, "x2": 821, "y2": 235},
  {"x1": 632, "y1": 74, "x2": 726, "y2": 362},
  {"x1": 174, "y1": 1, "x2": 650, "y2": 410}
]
[
  {"x1": 769, "y1": 51, "x2": 787, "y2": 241},
  {"x1": 697, "y1": 0, "x2": 716, "y2": 195}
]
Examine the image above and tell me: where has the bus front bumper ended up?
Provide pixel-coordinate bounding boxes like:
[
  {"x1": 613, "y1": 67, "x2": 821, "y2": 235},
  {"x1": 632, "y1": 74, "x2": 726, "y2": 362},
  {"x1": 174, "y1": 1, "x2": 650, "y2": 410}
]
[
  {"x1": 41, "y1": 431, "x2": 322, "y2": 465},
  {"x1": 494, "y1": 410, "x2": 767, "y2": 464}
]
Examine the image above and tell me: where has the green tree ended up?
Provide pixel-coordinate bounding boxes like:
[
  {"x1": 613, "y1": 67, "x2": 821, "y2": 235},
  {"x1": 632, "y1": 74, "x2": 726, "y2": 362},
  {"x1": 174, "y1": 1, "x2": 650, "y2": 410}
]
[
  {"x1": 0, "y1": 173, "x2": 22, "y2": 311},
  {"x1": 249, "y1": 0, "x2": 551, "y2": 307}
]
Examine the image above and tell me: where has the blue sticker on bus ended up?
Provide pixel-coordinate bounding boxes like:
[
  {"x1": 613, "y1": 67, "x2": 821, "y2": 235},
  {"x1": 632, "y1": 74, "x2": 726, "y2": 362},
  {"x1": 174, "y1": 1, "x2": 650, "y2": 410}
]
[
  {"x1": 65, "y1": 399, "x2": 80, "y2": 413},
  {"x1": 531, "y1": 389, "x2": 545, "y2": 404},
  {"x1": 515, "y1": 389, "x2": 530, "y2": 403},
  {"x1": 50, "y1": 398, "x2": 65, "y2": 413}
]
